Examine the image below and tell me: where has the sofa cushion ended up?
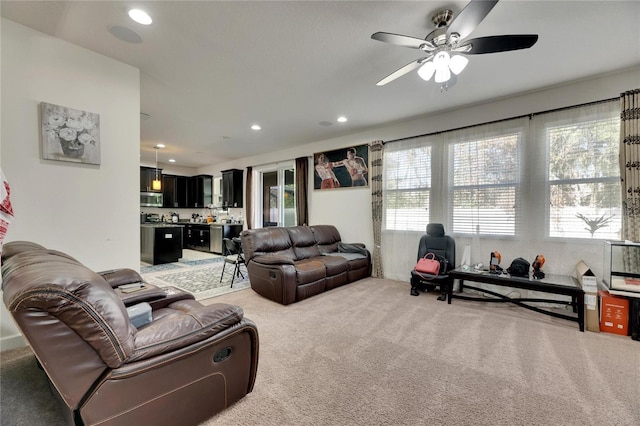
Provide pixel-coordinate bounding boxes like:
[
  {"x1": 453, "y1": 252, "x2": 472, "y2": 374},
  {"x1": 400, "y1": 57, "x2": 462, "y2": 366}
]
[
  {"x1": 312, "y1": 255, "x2": 349, "y2": 276},
  {"x1": 2, "y1": 249, "x2": 136, "y2": 367},
  {"x1": 294, "y1": 259, "x2": 326, "y2": 284},
  {"x1": 310, "y1": 225, "x2": 342, "y2": 253},
  {"x1": 242, "y1": 227, "x2": 296, "y2": 262},
  {"x1": 0, "y1": 240, "x2": 46, "y2": 264},
  {"x1": 347, "y1": 255, "x2": 370, "y2": 271},
  {"x1": 288, "y1": 226, "x2": 322, "y2": 259},
  {"x1": 129, "y1": 301, "x2": 244, "y2": 362}
]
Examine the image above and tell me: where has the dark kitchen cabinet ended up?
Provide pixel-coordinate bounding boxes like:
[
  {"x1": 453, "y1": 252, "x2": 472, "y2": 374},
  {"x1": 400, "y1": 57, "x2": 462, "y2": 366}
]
[
  {"x1": 184, "y1": 223, "x2": 211, "y2": 252},
  {"x1": 222, "y1": 169, "x2": 243, "y2": 208},
  {"x1": 186, "y1": 175, "x2": 213, "y2": 208},
  {"x1": 184, "y1": 223, "x2": 242, "y2": 254},
  {"x1": 183, "y1": 224, "x2": 194, "y2": 249},
  {"x1": 140, "y1": 166, "x2": 163, "y2": 193},
  {"x1": 162, "y1": 174, "x2": 187, "y2": 208}
]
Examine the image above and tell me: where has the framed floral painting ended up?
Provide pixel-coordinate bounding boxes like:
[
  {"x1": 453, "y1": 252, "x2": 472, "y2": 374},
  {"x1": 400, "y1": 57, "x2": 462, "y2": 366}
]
[{"x1": 40, "y1": 102, "x2": 101, "y2": 165}]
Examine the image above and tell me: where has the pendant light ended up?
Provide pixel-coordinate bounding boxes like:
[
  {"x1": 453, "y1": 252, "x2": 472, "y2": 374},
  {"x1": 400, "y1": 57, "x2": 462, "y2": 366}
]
[{"x1": 152, "y1": 146, "x2": 162, "y2": 191}]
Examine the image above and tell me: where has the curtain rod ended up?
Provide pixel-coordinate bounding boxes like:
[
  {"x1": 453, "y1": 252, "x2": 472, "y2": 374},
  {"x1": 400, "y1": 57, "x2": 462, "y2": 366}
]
[
  {"x1": 385, "y1": 96, "x2": 619, "y2": 144},
  {"x1": 249, "y1": 157, "x2": 311, "y2": 169}
]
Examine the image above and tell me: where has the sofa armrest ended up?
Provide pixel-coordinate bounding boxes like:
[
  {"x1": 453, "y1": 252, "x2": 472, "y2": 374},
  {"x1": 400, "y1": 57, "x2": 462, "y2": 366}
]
[
  {"x1": 252, "y1": 254, "x2": 296, "y2": 265},
  {"x1": 98, "y1": 268, "x2": 144, "y2": 288}
]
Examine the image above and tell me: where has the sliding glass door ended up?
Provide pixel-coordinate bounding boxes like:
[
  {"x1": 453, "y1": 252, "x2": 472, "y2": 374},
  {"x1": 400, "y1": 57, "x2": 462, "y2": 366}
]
[{"x1": 259, "y1": 165, "x2": 295, "y2": 227}]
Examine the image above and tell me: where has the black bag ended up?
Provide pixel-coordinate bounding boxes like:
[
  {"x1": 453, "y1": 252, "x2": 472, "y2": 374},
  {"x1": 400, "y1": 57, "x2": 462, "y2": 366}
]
[
  {"x1": 435, "y1": 254, "x2": 449, "y2": 275},
  {"x1": 507, "y1": 257, "x2": 530, "y2": 277}
]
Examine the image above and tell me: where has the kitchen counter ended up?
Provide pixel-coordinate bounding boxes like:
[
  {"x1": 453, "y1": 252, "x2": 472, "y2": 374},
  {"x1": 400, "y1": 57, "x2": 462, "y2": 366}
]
[
  {"x1": 177, "y1": 222, "x2": 243, "y2": 227},
  {"x1": 141, "y1": 223, "x2": 185, "y2": 228}
]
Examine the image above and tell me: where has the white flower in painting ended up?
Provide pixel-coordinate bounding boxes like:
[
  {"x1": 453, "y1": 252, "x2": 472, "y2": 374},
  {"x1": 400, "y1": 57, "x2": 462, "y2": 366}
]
[
  {"x1": 67, "y1": 109, "x2": 83, "y2": 120},
  {"x1": 81, "y1": 115, "x2": 96, "y2": 130},
  {"x1": 58, "y1": 127, "x2": 78, "y2": 142},
  {"x1": 66, "y1": 117, "x2": 84, "y2": 131},
  {"x1": 77, "y1": 132, "x2": 93, "y2": 145},
  {"x1": 48, "y1": 114, "x2": 65, "y2": 128}
]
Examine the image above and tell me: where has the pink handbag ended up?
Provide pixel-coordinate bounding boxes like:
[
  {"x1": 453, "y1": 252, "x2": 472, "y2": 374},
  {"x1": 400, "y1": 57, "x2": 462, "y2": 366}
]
[{"x1": 415, "y1": 252, "x2": 440, "y2": 278}]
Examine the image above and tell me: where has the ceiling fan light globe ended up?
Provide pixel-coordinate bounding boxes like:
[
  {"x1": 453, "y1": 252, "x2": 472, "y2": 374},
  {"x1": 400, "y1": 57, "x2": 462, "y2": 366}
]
[
  {"x1": 434, "y1": 67, "x2": 451, "y2": 83},
  {"x1": 449, "y1": 55, "x2": 469, "y2": 75},
  {"x1": 433, "y1": 51, "x2": 450, "y2": 66},
  {"x1": 417, "y1": 61, "x2": 436, "y2": 81}
]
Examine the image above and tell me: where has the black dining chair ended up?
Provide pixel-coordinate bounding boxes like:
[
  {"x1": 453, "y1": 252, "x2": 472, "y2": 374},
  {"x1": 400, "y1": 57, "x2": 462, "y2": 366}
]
[{"x1": 220, "y1": 237, "x2": 246, "y2": 287}]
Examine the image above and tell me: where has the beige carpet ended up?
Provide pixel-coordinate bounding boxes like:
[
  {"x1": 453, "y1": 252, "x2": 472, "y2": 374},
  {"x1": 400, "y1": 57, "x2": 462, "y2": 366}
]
[
  {"x1": 202, "y1": 278, "x2": 640, "y2": 426},
  {"x1": 2, "y1": 278, "x2": 639, "y2": 425}
]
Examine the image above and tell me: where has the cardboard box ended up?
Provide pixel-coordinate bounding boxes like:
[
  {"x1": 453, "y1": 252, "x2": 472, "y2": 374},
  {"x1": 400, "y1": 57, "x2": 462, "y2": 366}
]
[
  {"x1": 598, "y1": 289, "x2": 629, "y2": 336},
  {"x1": 575, "y1": 261, "x2": 599, "y2": 332}
]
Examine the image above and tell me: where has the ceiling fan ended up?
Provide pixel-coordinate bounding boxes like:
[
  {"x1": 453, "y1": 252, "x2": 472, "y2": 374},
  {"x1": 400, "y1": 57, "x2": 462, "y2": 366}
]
[{"x1": 371, "y1": 0, "x2": 538, "y2": 87}]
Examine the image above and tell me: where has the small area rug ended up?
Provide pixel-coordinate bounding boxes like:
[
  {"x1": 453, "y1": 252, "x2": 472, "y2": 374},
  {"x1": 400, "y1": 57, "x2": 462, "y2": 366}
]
[{"x1": 140, "y1": 249, "x2": 250, "y2": 301}]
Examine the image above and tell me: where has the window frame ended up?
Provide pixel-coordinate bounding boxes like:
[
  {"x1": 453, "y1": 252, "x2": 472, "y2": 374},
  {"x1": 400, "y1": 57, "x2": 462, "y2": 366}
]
[
  {"x1": 447, "y1": 125, "x2": 524, "y2": 238},
  {"x1": 382, "y1": 142, "x2": 433, "y2": 232}
]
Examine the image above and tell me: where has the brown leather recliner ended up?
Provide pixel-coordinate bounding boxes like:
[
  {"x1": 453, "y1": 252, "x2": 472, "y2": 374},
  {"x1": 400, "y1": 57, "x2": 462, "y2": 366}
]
[
  {"x1": 240, "y1": 225, "x2": 371, "y2": 305},
  {"x1": 1, "y1": 241, "x2": 259, "y2": 426}
]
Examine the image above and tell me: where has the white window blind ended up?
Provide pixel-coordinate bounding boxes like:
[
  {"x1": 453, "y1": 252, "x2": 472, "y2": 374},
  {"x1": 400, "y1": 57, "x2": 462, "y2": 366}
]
[
  {"x1": 450, "y1": 132, "x2": 521, "y2": 235},
  {"x1": 542, "y1": 103, "x2": 620, "y2": 239},
  {"x1": 383, "y1": 145, "x2": 431, "y2": 231}
]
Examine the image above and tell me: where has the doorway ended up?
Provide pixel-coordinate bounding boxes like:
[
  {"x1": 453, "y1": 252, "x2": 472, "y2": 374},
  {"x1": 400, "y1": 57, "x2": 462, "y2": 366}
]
[{"x1": 260, "y1": 166, "x2": 295, "y2": 227}]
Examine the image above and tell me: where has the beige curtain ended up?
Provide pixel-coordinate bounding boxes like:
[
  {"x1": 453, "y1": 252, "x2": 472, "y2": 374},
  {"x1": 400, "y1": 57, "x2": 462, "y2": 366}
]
[
  {"x1": 370, "y1": 140, "x2": 384, "y2": 278},
  {"x1": 621, "y1": 89, "x2": 640, "y2": 241}
]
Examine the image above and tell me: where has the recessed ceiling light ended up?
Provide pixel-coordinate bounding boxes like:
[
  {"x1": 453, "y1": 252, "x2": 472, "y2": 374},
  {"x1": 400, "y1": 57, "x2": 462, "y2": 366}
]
[
  {"x1": 155, "y1": 143, "x2": 165, "y2": 148},
  {"x1": 337, "y1": 116, "x2": 348, "y2": 123},
  {"x1": 168, "y1": 159, "x2": 176, "y2": 163},
  {"x1": 251, "y1": 124, "x2": 261, "y2": 131},
  {"x1": 128, "y1": 9, "x2": 152, "y2": 25}
]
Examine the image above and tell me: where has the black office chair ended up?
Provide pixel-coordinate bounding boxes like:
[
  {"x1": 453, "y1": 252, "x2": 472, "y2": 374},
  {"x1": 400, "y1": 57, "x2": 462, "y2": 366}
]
[
  {"x1": 410, "y1": 223, "x2": 455, "y2": 301},
  {"x1": 220, "y1": 237, "x2": 246, "y2": 287}
]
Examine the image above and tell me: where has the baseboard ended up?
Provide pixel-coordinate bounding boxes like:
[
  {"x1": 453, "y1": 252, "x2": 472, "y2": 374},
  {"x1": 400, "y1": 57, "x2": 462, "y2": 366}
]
[{"x1": 0, "y1": 334, "x2": 28, "y2": 352}]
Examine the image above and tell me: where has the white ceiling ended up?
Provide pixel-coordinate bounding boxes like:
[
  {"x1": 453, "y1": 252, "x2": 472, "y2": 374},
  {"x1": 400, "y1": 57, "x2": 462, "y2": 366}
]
[{"x1": 2, "y1": 1, "x2": 639, "y2": 168}]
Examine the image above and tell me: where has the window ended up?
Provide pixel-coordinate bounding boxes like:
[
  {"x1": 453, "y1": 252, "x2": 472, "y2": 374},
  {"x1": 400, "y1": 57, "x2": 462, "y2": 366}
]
[
  {"x1": 383, "y1": 144, "x2": 431, "y2": 231},
  {"x1": 450, "y1": 132, "x2": 521, "y2": 236},
  {"x1": 545, "y1": 112, "x2": 620, "y2": 239},
  {"x1": 380, "y1": 101, "x2": 621, "y2": 240}
]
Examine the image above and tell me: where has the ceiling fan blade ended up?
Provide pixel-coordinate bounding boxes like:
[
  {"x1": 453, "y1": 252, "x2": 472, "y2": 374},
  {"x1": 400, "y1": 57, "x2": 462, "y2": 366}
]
[
  {"x1": 460, "y1": 34, "x2": 538, "y2": 54},
  {"x1": 371, "y1": 32, "x2": 433, "y2": 50},
  {"x1": 376, "y1": 57, "x2": 432, "y2": 86},
  {"x1": 446, "y1": 0, "x2": 499, "y2": 40}
]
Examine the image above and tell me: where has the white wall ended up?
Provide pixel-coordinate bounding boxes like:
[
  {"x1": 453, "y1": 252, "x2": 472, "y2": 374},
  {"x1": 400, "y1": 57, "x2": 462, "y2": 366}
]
[
  {"x1": 0, "y1": 19, "x2": 140, "y2": 350},
  {"x1": 200, "y1": 67, "x2": 640, "y2": 282}
]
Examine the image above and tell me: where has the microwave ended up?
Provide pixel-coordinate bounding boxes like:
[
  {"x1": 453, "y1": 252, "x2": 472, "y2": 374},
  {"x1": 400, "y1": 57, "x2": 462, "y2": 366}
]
[{"x1": 140, "y1": 192, "x2": 163, "y2": 207}]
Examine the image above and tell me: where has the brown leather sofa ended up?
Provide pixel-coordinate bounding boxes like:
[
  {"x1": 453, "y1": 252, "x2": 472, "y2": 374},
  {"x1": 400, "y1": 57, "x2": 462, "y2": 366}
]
[
  {"x1": 240, "y1": 225, "x2": 371, "y2": 305},
  {"x1": 1, "y1": 241, "x2": 259, "y2": 426}
]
